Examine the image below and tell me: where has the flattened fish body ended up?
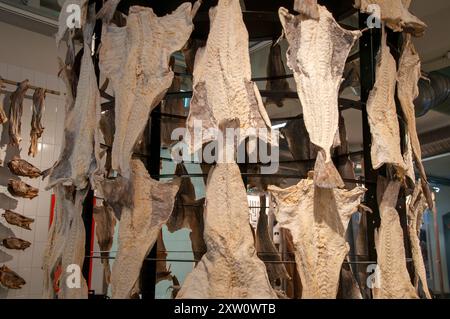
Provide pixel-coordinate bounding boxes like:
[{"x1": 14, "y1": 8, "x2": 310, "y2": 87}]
[
  {"x1": 8, "y1": 156, "x2": 42, "y2": 178},
  {"x1": 374, "y1": 178, "x2": 418, "y2": 299},
  {"x1": 269, "y1": 178, "x2": 366, "y2": 298},
  {"x1": 0, "y1": 265, "x2": 26, "y2": 289},
  {"x1": 29, "y1": 88, "x2": 46, "y2": 157},
  {"x1": 8, "y1": 179, "x2": 39, "y2": 199},
  {"x1": 178, "y1": 162, "x2": 277, "y2": 299},
  {"x1": 2, "y1": 237, "x2": 31, "y2": 250},
  {"x1": 110, "y1": 160, "x2": 180, "y2": 298},
  {"x1": 100, "y1": 3, "x2": 196, "y2": 179},
  {"x1": 355, "y1": 0, "x2": 426, "y2": 37},
  {"x1": 367, "y1": 31, "x2": 404, "y2": 170},
  {"x1": 186, "y1": 0, "x2": 273, "y2": 154},
  {"x1": 279, "y1": 6, "x2": 360, "y2": 188},
  {"x1": 2, "y1": 210, "x2": 34, "y2": 230},
  {"x1": 8, "y1": 80, "x2": 29, "y2": 147}
]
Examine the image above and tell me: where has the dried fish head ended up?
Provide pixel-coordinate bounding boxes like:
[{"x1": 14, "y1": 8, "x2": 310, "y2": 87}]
[
  {"x1": 7, "y1": 156, "x2": 42, "y2": 178},
  {"x1": 2, "y1": 237, "x2": 32, "y2": 250},
  {"x1": 0, "y1": 265, "x2": 26, "y2": 289}
]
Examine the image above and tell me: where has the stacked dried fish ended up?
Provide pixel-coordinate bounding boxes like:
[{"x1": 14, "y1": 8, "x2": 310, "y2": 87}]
[
  {"x1": 8, "y1": 80, "x2": 29, "y2": 147},
  {"x1": 2, "y1": 237, "x2": 31, "y2": 251},
  {"x1": 2, "y1": 210, "x2": 34, "y2": 230},
  {"x1": 0, "y1": 265, "x2": 26, "y2": 289},
  {"x1": 279, "y1": 5, "x2": 361, "y2": 189},
  {"x1": 29, "y1": 88, "x2": 46, "y2": 157},
  {"x1": 99, "y1": 2, "x2": 198, "y2": 179},
  {"x1": 7, "y1": 180, "x2": 39, "y2": 199},
  {"x1": 0, "y1": 77, "x2": 7, "y2": 124},
  {"x1": 7, "y1": 156, "x2": 42, "y2": 178},
  {"x1": 269, "y1": 175, "x2": 366, "y2": 298},
  {"x1": 186, "y1": 0, "x2": 273, "y2": 155},
  {"x1": 355, "y1": 0, "x2": 427, "y2": 37}
]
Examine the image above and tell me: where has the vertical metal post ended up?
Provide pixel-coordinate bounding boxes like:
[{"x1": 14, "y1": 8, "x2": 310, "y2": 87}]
[{"x1": 140, "y1": 105, "x2": 162, "y2": 299}]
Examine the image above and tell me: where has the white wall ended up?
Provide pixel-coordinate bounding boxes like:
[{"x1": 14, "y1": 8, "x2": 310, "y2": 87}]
[{"x1": 0, "y1": 21, "x2": 65, "y2": 299}]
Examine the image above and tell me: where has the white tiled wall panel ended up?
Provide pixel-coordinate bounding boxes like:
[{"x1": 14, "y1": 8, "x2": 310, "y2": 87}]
[{"x1": 0, "y1": 62, "x2": 65, "y2": 299}]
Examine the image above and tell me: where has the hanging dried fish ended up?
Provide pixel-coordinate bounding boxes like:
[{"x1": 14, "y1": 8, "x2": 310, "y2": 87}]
[
  {"x1": 2, "y1": 237, "x2": 31, "y2": 251},
  {"x1": 294, "y1": 0, "x2": 319, "y2": 20},
  {"x1": 265, "y1": 42, "x2": 290, "y2": 107},
  {"x1": 2, "y1": 210, "x2": 34, "y2": 230},
  {"x1": 96, "y1": 0, "x2": 121, "y2": 24},
  {"x1": 0, "y1": 265, "x2": 26, "y2": 289},
  {"x1": 279, "y1": 6, "x2": 361, "y2": 189},
  {"x1": 8, "y1": 79, "x2": 29, "y2": 147},
  {"x1": 0, "y1": 77, "x2": 7, "y2": 124},
  {"x1": 29, "y1": 88, "x2": 46, "y2": 157},
  {"x1": 7, "y1": 156, "x2": 42, "y2": 178},
  {"x1": 56, "y1": 0, "x2": 89, "y2": 47},
  {"x1": 7, "y1": 179, "x2": 39, "y2": 199}
]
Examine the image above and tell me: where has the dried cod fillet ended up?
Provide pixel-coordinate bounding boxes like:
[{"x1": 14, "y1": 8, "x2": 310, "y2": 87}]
[
  {"x1": 93, "y1": 203, "x2": 116, "y2": 288},
  {"x1": 48, "y1": 13, "x2": 101, "y2": 190},
  {"x1": 0, "y1": 265, "x2": 26, "y2": 289},
  {"x1": 186, "y1": 0, "x2": 273, "y2": 155},
  {"x1": 373, "y1": 177, "x2": 417, "y2": 299},
  {"x1": 269, "y1": 177, "x2": 366, "y2": 298},
  {"x1": 355, "y1": 0, "x2": 426, "y2": 37},
  {"x1": 279, "y1": 6, "x2": 360, "y2": 189},
  {"x1": 397, "y1": 35, "x2": 433, "y2": 209},
  {"x1": 111, "y1": 160, "x2": 180, "y2": 299},
  {"x1": 0, "y1": 77, "x2": 7, "y2": 124},
  {"x1": 29, "y1": 88, "x2": 46, "y2": 157},
  {"x1": 8, "y1": 80, "x2": 29, "y2": 147},
  {"x1": 8, "y1": 179, "x2": 39, "y2": 199},
  {"x1": 42, "y1": 185, "x2": 89, "y2": 299},
  {"x1": 366, "y1": 31, "x2": 405, "y2": 171},
  {"x1": 2, "y1": 210, "x2": 34, "y2": 230},
  {"x1": 407, "y1": 182, "x2": 431, "y2": 299},
  {"x1": 255, "y1": 197, "x2": 290, "y2": 286},
  {"x1": 178, "y1": 162, "x2": 277, "y2": 299},
  {"x1": 100, "y1": 3, "x2": 197, "y2": 179},
  {"x1": 167, "y1": 164, "x2": 206, "y2": 263},
  {"x1": 265, "y1": 42, "x2": 290, "y2": 107},
  {"x1": 2, "y1": 237, "x2": 31, "y2": 250},
  {"x1": 7, "y1": 156, "x2": 42, "y2": 178}
]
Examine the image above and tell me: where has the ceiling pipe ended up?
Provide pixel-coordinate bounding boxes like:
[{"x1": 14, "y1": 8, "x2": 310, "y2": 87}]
[{"x1": 415, "y1": 71, "x2": 450, "y2": 117}]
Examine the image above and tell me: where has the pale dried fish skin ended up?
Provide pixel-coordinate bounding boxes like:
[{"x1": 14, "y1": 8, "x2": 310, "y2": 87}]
[
  {"x1": 294, "y1": 0, "x2": 319, "y2": 20},
  {"x1": 178, "y1": 162, "x2": 277, "y2": 299},
  {"x1": 186, "y1": 0, "x2": 273, "y2": 155},
  {"x1": 8, "y1": 79, "x2": 29, "y2": 147},
  {"x1": 269, "y1": 178, "x2": 366, "y2": 298},
  {"x1": 0, "y1": 265, "x2": 26, "y2": 289},
  {"x1": 374, "y1": 178, "x2": 418, "y2": 299},
  {"x1": 110, "y1": 160, "x2": 180, "y2": 299},
  {"x1": 7, "y1": 179, "x2": 39, "y2": 199},
  {"x1": 366, "y1": 31, "x2": 405, "y2": 171},
  {"x1": 355, "y1": 0, "x2": 427, "y2": 37},
  {"x1": 7, "y1": 156, "x2": 42, "y2": 178},
  {"x1": 2, "y1": 237, "x2": 31, "y2": 250},
  {"x1": 2, "y1": 210, "x2": 34, "y2": 230},
  {"x1": 279, "y1": 6, "x2": 360, "y2": 188},
  {"x1": 29, "y1": 88, "x2": 46, "y2": 157},
  {"x1": 100, "y1": 3, "x2": 197, "y2": 179}
]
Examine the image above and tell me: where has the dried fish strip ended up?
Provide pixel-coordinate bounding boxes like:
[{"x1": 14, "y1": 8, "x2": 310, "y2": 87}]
[
  {"x1": 8, "y1": 80, "x2": 29, "y2": 147},
  {"x1": 29, "y1": 88, "x2": 46, "y2": 157}
]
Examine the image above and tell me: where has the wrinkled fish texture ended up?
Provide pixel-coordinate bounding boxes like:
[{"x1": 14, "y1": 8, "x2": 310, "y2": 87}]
[
  {"x1": 8, "y1": 156, "x2": 42, "y2": 178},
  {"x1": 110, "y1": 160, "x2": 180, "y2": 299},
  {"x1": 167, "y1": 164, "x2": 206, "y2": 263},
  {"x1": 178, "y1": 162, "x2": 277, "y2": 299},
  {"x1": 29, "y1": 88, "x2": 46, "y2": 157},
  {"x1": 42, "y1": 185, "x2": 89, "y2": 299},
  {"x1": 255, "y1": 199, "x2": 291, "y2": 286},
  {"x1": 0, "y1": 265, "x2": 26, "y2": 289},
  {"x1": 269, "y1": 177, "x2": 366, "y2": 298},
  {"x1": 8, "y1": 179, "x2": 39, "y2": 199},
  {"x1": 265, "y1": 42, "x2": 291, "y2": 107},
  {"x1": 373, "y1": 177, "x2": 418, "y2": 299},
  {"x1": 294, "y1": 0, "x2": 319, "y2": 20},
  {"x1": 279, "y1": 6, "x2": 360, "y2": 188},
  {"x1": 93, "y1": 203, "x2": 116, "y2": 288},
  {"x1": 2, "y1": 210, "x2": 34, "y2": 230},
  {"x1": 0, "y1": 77, "x2": 7, "y2": 124},
  {"x1": 407, "y1": 182, "x2": 431, "y2": 299},
  {"x1": 100, "y1": 3, "x2": 197, "y2": 179},
  {"x1": 397, "y1": 35, "x2": 433, "y2": 209},
  {"x1": 48, "y1": 13, "x2": 101, "y2": 190},
  {"x1": 355, "y1": 0, "x2": 426, "y2": 37},
  {"x1": 367, "y1": 31, "x2": 405, "y2": 171},
  {"x1": 2, "y1": 237, "x2": 31, "y2": 250},
  {"x1": 186, "y1": 0, "x2": 273, "y2": 155},
  {"x1": 8, "y1": 80, "x2": 29, "y2": 147}
]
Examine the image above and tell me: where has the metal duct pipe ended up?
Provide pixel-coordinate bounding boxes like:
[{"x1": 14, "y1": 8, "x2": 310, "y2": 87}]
[{"x1": 415, "y1": 71, "x2": 450, "y2": 117}]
